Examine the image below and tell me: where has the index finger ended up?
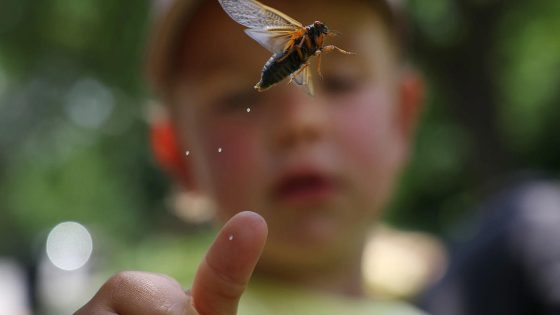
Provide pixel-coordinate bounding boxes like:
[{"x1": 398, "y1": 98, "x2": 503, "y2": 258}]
[{"x1": 191, "y1": 211, "x2": 268, "y2": 315}]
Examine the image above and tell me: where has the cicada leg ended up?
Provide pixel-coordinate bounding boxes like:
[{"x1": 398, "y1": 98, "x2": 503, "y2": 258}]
[
  {"x1": 294, "y1": 35, "x2": 313, "y2": 60},
  {"x1": 315, "y1": 50, "x2": 323, "y2": 79},
  {"x1": 276, "y1": 41, "x2": 304, "y2": 63},
  {"x1": 276, "y1": 28, "x2": 307, "y2": 63},
  {"x1": 278, "y1": 35, "x2": 309, "y2": 63},
  {"x1": 293, "y1": 35, "x2": 309, "y2": 60},
  {"x1": 321, "y1": 45, "x2": 355, "y2": 55},
  {"x1": 315, "y1": 45, "x2": 355, "y2": 78}
]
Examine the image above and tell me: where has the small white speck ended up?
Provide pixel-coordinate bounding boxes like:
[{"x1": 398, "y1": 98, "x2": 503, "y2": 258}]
[
  {"x1": 218, "y1": 147, "x2": 223, "y2": 153},
  {"x1": 246, "y1": 107, "x2": 251, "y2": 113},
  {"x1": 185, "y1": 150, "x2": 190, "y2": 156},
  {"x1": 228, "y1": 234, "x2": 234, "y2": 241}
]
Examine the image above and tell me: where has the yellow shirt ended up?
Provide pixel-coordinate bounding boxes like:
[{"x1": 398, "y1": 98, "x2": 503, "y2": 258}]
[
  {"x1": 241, "y1": 279, "x2": 427, "y2": 315},
  {"x1": 111, "y1": 231, "x2": 428, "y2": 315}
]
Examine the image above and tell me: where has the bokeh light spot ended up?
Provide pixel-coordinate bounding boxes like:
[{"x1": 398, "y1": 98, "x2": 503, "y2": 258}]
[
  {"x1": 64, "y1": 78, "x2": 114, "y2": 130},
  {"x1": 46, "y1": 222, "x2": 93, "y2": 271}
]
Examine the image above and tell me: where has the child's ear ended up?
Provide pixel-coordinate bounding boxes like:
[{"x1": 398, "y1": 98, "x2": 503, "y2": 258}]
[
  {"x1": 150, "y1": 116, "x2": 194, "y2": 190},
  {"x1": 398, "y1": 69, "x2": 425, "y2": 141}
]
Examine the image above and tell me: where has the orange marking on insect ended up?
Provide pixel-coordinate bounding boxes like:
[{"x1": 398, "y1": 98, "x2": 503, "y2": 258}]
[{"x1": 218, "y1": 0, "x2": 354, "y2": 96}]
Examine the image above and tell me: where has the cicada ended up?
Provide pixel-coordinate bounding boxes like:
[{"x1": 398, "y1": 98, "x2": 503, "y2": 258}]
[{"x1": 218, "y1": 0, "x2": 354, "y2": 96}]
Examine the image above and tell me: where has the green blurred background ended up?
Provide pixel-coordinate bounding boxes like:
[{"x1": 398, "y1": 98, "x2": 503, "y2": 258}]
[{"x1": 0, "y1": 0, "x2": 559, "y2": 313}]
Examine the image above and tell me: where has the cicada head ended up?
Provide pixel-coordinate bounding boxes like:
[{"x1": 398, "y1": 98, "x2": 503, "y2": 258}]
[{"x1": 313, "y1": 21, "x2": 329, "y2": 35}]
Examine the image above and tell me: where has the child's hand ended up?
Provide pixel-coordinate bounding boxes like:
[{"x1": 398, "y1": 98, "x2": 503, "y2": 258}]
[{"x1": 74, "y1": 211, "x2": 268, "y2": 315}]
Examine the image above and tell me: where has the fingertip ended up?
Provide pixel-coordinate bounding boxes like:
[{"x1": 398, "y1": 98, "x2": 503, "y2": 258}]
[
  {"x1": 222, "y1": 211, "x2": 268, "y2": 259},
  {"x1": 229, "y1": 211, "x2": 268, "y2": 239},
  {"x1": 231, "y1": 210, "x2": 265, "y2": 224},
  {"x1": 212, "y1": 211, "x2": 268, "y2": 266},
  {"x1": 191, "y1": 211, "x2": 268, "y2": 315}
]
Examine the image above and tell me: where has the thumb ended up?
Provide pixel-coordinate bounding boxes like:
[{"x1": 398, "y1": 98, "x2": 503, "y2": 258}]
[{"x1": 191, "y1": 211, "x2": 268, "y2": 315}]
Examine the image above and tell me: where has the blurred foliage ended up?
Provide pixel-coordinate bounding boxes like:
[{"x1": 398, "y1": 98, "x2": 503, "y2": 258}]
[
  {"x1": 0, "y1": 0, "x2": 559, "y2": 263},
  {"x1": 0, "y1": 0, "x2": 168, "y2": 261},
  {"x1": 387, "y1": 0, "x2": 560, "y2": 235}
]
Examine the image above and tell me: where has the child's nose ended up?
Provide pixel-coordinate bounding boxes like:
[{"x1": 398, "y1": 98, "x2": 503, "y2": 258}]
[{"x1": 269, "y1": 88, "x2": 329, "y2": 150}]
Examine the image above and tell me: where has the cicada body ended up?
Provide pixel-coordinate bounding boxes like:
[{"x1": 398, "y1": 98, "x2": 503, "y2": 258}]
[{"x1": 218, "y1": 0, "x2": 353, "y2": 96}]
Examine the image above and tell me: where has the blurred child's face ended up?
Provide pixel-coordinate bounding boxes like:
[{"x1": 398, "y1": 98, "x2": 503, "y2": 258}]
[{"x1": 169, "y1": 0, "x2": 420, "y2": 270}]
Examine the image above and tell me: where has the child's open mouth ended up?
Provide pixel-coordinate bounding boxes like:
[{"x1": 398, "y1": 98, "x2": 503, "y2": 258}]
[{"x1": 274, "y1": 172, "x2": 336, "y2": 205}]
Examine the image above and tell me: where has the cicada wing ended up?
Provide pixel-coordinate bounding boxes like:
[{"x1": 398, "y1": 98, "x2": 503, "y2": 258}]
[
  {"x1": 291, "y1": 65, "x2": 314, "y2": 96},
  {"x1": 218, "y1": 0, "x2": 303, "y2": 29},
  {"x1": 291, "y1": 70, "x2": 305, "y2": 85},
  {"x1": 244, "y1": 27, "x2": 295, "y2": 54},
  {"x1": 304, "y1": 66, "x2": 315, "y2": 96}
]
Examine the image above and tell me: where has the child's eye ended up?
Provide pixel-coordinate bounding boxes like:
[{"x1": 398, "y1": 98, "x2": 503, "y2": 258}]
[
  {"x1": 320, "y1": 73, "x2": 361, "y2": 95},
  {"x1": 214, "y1": 89, "x2": 262, "y2": 113}
]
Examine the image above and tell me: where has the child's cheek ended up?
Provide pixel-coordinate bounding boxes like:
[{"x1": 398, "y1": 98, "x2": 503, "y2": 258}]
[
  {"x1": 201, "y1": 122, "x2": 263, "y2": 209},
  {"x1": 332, "y1": 87, "x2": 400, "y2": 203},
  {"x1": 334, "y1": 87, "x2": 395, "y2": 160}
]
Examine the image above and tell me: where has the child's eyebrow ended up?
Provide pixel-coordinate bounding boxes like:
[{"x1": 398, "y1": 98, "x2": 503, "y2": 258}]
[
  {"x1": 183, "y1": 67, "x2": 255, "y2": 95},
  {"x1": 201, "y1": 70, "x2": 246, "y2": 85},
  {"x1": 186, "y1": 62, "x2": 258, "y2": 86}
]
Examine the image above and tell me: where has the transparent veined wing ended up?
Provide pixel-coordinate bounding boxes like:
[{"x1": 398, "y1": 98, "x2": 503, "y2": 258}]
[
  {"x1": 291, "y1": 65, "x2": 314, "y2": 96},
  {"x1": 218, "y1": 0, "x2": 303, "y2": 29},
  {"x1": 303, "y1": 66, "x2": 315, "y2": 96},
  {"x1": 244, "y1": 26, "x2": 295, "y2": 53}
]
